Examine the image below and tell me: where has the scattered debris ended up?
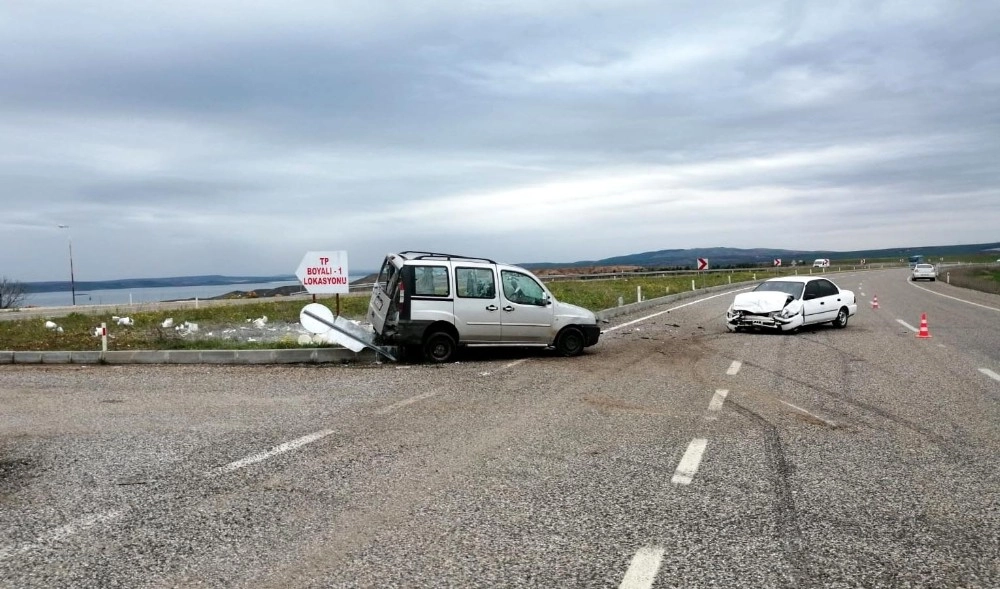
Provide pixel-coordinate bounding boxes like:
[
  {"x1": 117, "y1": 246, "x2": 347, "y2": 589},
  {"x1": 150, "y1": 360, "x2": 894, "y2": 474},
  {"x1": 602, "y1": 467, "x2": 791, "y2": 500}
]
[
  {"x1": 161, "y1": 318, "x2": 174, "y2": 328},
  {"x1": 44, "y1": 320, "x2": 58, "y2": 330}
]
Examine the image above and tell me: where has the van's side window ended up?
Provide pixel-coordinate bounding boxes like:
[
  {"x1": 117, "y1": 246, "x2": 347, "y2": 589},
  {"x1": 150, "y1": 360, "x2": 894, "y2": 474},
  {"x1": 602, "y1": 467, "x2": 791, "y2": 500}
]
[
  {"x1": 501, "y1": 270, "x2": 545, "y2": 305},
  {"x1": 455, "y1": 267, "x2": 496, "y2": 299},
  {"x1": 413, "y1": 265, "x2": 449, "y2": 297}
]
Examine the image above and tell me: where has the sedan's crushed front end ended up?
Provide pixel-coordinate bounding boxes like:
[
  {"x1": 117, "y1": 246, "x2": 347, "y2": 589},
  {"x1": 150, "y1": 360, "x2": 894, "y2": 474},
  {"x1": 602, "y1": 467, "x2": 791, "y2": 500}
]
[{"x1": 726, "y1": 291, "x2": 803, "y2": 332}]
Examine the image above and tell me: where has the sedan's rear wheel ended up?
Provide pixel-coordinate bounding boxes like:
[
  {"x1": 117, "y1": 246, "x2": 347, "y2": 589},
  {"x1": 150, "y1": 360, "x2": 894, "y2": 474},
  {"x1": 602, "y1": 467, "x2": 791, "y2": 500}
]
[{"x1": 833, "y1": 307, "x2": 849, "y2": 328}]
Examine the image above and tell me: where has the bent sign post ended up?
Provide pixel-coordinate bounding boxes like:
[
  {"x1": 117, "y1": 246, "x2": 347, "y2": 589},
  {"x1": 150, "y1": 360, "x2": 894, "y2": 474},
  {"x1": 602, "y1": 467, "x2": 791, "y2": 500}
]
[{"x1": 296, "y1": 251, "x2": 350, "y2": 314}]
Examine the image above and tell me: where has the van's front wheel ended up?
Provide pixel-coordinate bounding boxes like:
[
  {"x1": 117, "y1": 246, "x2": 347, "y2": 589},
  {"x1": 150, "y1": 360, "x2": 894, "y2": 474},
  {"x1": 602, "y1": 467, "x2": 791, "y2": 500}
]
[
  {"x1": 555, "y1": 327, "x2": 585, "y2": 357},
  {"x1": 424, "y1": 331, "x2": 457, "y2": 363}
]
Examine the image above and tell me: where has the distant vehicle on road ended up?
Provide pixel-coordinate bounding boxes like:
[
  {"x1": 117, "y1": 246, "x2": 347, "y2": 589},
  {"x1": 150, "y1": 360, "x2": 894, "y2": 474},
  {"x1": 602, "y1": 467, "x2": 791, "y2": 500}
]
[
  {"x1": 367, "y1": 251, "x2": 600, "y2": 362},
  {"x1": 911, "y1": 263, "x2": 938, "y2": 281},
  {"x1": 812, "y1": 259, "x2": 830, "y2": 268},
  {"x1": 726, "y1": 276, "x2": 857, "y2": 333},
  {"x1": 908, "y1": 254, "x2": 924, "y2": 269}
]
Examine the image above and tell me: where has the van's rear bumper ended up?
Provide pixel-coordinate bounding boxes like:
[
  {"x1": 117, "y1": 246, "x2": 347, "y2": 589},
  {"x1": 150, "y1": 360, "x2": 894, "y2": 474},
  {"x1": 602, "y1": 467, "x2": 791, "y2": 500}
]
[{"x1": 582, "y1": 324, "x2": 601, "y2": 347}]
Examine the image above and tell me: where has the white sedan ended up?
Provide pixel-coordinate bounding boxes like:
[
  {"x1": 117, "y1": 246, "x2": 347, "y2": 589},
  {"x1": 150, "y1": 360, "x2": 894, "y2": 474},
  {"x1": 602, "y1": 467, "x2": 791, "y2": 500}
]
[
  {"x1": 726, "y1": 276, "x2": 858, "y2": 333},
  {"x1": 911, "y1": 263, "x2": 938, "y2": 281}
]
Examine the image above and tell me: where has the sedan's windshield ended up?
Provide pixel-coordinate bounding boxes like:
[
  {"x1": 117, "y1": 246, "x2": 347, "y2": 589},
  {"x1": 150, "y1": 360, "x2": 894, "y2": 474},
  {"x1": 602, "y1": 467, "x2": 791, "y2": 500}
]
[{"x1": 753, "y1": 281, "x2": 804, "y2": 298}]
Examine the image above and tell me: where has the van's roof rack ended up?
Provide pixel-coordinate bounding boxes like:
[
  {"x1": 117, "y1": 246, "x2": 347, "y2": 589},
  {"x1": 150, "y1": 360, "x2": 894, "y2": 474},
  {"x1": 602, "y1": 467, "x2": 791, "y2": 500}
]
[{"x1": 397, "y1": 251, "x2": 497, "y2": 264}]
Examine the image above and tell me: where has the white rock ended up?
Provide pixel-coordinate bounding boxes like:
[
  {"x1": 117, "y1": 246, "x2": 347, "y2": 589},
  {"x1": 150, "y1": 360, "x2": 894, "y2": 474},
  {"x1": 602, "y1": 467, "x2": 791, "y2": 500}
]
[{"x1": 44, "y1": 320, "x2": 57, "y2": 329}]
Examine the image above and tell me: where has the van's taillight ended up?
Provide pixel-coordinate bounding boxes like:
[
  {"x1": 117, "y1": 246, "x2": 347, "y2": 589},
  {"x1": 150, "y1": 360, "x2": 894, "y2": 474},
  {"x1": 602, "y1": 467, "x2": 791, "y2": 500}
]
[{"x1": 398, "y1": 282, "x2": 407, "y2": 314}]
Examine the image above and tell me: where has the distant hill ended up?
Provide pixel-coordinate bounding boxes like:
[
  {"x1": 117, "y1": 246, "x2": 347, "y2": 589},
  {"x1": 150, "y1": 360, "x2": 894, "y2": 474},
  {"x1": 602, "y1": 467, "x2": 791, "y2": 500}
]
[
  {"x1": 22, "y1": 274, "x2": 298, "y2": 294},
  {"x1": 522, "y1": 242, "x2": 1000, "y2": 270}
]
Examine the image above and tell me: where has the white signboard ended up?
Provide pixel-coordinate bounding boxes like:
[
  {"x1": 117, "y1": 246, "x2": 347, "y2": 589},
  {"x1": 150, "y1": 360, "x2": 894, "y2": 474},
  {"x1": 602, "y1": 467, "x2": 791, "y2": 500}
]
[{"x1": 296, "y1": 250, "x2": 350, "y2": 294}]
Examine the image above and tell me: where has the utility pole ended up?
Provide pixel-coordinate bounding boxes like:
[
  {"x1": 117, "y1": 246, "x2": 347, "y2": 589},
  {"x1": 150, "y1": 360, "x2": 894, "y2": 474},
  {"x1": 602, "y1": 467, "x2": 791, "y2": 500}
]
[{"x1": 58, "y1": 224, "x2": 76, "y2": 305}]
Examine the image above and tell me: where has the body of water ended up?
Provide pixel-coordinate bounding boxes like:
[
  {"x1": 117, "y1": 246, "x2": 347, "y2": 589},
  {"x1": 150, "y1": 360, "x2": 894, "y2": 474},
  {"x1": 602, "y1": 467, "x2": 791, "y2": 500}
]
[{"x1": 23, "y1": 279, "x2": 365, "y2": 308}]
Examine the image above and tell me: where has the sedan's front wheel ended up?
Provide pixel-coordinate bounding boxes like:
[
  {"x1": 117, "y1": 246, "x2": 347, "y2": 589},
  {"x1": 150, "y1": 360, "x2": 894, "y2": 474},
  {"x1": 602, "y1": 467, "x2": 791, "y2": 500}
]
[{"x1": 833, "y1": 307, "x2": 850, "y2": 328}]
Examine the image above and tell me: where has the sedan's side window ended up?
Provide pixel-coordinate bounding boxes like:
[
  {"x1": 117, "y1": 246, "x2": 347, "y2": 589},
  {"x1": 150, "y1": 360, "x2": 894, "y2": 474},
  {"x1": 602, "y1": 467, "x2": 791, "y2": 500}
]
[
  {"x1": 816, "y1": 280, "x2": 839, "y2": 297},
  {"x1": 804, "y1": 281, "x2": 822, "y2": 300}
]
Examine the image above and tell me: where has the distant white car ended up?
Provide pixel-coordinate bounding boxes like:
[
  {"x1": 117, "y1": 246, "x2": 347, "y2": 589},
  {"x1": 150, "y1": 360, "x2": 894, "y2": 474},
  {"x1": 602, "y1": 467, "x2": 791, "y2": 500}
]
[
  {"x1": 911, "y1": 263, "x2": 938, "y2": 281},
  {"x1": 726, "y1": 276, "x2": 857, "y2": 333}
]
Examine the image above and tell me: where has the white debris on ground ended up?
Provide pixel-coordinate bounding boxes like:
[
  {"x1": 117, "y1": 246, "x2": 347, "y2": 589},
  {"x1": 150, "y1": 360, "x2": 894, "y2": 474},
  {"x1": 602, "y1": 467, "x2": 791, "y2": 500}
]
[
  {"x1": 70, "y1": 313, "x2": 374, "y2": 347},
  {"x1": 44, "y1": 320, "x2": 58, "y2": 329}
]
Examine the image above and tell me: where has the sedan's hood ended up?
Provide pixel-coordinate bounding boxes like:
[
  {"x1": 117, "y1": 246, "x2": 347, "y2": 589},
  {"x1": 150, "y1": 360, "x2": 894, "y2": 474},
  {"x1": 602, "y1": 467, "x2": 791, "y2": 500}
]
[{"x1": 731, "y1": 291, "x2": 794, "y2": 313}]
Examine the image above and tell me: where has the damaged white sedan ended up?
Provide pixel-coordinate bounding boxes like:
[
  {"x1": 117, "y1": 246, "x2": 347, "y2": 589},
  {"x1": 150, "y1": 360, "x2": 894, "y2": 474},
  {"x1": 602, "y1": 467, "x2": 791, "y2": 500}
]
[{"x1": 726, "y1": 276, "x2": 857, "y2": 333}]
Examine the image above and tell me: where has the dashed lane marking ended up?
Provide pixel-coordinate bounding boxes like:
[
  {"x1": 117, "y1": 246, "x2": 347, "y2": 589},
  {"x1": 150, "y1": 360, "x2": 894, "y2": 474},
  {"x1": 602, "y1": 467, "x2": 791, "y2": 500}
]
[
  {"x1": 707, "y1": 389, "x2": 729, "y2": 413},
  {"x1": 619, "y1": 546, "x2": 665, "y2": 589},
  {"x1": 897, "y1": 319, "x2": 918, "y2": 332},
  {"x1": 0, "y1": 510, "x2": 123, "y2": 560},
  {"x1": 376, "y1": 392, "x2": 439, "y2": 415},
  {"x1": 726, "y1": 361, "x2": 742, "y2": 376},
  {"x1": 980, "y1": 368, "x2": 1000, "y2": 383},
  {"x1": 213, "y1": 429, "x2": 336, "y2": 474},
  {"x1": 778, "y1": 399, "x2": 838, "y2": 427},
  {"x1": 504, "y1": 358, "x2": 529, "y2": 369},
  {"x1": 671, "y1": 438, "x2": 708, "y2": 485}
]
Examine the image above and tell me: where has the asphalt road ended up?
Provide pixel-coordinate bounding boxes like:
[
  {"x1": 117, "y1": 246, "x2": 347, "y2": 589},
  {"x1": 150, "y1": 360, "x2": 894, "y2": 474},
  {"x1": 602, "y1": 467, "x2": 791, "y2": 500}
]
[{"x1": 1, "y1": 268, "x2": 998, "y2": 588}]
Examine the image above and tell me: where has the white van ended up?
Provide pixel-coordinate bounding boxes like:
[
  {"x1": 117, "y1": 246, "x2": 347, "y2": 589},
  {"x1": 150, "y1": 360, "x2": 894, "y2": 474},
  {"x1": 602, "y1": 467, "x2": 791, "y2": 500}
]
[
  {"x1": 812, "y1": 259, "x2": 830, "y2": 268},
  {"x1": 367, "y1": 251, "x2": 601, "y2": 362}
]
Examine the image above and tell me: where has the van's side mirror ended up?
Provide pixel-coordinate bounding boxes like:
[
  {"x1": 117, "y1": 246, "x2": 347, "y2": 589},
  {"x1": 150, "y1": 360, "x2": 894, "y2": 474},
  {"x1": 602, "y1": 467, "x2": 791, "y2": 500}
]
[{"x1": 542, "y1": 294, "x2": 552, "y2": 306}]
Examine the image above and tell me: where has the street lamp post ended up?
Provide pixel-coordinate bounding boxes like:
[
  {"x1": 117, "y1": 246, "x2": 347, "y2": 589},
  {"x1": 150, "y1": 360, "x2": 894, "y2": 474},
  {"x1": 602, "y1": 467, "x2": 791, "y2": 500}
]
[{"x1": 57, "y1": 224, "x2": 76, "y2": 306}]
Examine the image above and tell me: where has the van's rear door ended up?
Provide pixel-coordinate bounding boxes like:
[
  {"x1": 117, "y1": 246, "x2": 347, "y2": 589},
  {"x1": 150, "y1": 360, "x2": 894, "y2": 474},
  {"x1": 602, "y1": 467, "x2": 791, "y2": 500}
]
[{"x1": 368, "y1": 255, "x2": 403, "y2": 334}]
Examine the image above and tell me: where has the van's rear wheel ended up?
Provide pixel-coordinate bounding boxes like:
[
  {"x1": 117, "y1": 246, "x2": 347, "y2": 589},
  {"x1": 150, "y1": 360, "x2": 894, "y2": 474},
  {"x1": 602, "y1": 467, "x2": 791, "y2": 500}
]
[
  {"x1": 424, "y1": 331, "x2": 456, "y2": 363},
  {"x1": 555, "y1": 327, "x2": 585, "y2": 357}
]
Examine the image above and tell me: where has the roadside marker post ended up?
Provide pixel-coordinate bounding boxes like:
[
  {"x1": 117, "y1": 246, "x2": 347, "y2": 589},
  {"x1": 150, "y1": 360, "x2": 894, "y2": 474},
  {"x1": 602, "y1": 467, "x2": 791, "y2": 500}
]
[{"x1": 100, "y1": 322, "x2": 108, "y2": 356}]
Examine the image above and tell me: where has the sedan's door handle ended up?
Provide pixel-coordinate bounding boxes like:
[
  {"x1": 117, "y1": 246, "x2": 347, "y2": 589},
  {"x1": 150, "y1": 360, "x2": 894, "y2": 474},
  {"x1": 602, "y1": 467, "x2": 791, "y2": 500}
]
[
  {"x1": 486, "y1": 305, "x2": 498, "y2": 311},
  {"x1": 503, "y1": 305, "x2": 515, "y2": 312}
]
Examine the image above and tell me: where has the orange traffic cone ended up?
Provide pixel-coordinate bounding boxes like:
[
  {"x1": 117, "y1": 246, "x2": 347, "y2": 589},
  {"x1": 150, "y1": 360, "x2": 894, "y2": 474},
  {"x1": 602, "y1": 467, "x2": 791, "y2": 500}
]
[
  {"x1": 871, "y1": 295, "x2": 879, "y2": 309},
  {"x1": 916, "y1": 313, "x2": 932, "y2": 338}
]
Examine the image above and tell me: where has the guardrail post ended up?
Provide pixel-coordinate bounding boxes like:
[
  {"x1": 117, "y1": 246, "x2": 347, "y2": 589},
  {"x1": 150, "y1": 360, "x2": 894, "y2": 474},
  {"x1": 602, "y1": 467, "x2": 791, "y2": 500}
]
[
  {"x1": 637, "y1": 286, "x2": 642, "y2": 302},
  {"x1": 691, "y1": 279, "x2": 696, "y2": 291}
]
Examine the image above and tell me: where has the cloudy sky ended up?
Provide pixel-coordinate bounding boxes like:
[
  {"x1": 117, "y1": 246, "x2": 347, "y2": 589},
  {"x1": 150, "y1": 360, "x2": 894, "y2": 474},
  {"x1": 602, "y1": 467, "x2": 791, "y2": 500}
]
[{"x1": 2, "y1": 0, "x2": 998, "y2": 281}]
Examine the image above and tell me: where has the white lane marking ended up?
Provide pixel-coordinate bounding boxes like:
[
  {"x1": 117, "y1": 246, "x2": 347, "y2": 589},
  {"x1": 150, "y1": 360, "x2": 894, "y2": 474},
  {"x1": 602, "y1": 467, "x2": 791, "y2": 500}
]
[
  {"x1": 671, "y1": 438, "x2": 708, "y2": 485},
  {"x1": 0, "y1": 510, "x2": 123, "y2": 560},
  {"x1": 214, "y1": 430, "x2": 335, "y2": 474},
  {"x1": 897, "y1": 319, "x2": 918, "y2": 332},
  {"x1": 980, "y1": 368, "x2": 1000, "y2": 383},
  {"x1": 504, "y1": 358, "x2": 529, "y2": 369},
  {"x1": 708, "y1": 389, "x2": 729, "y2": 412},
  {"x1": 604, "y1": 288, "x2": 754, "y2": 333},
  {"x1": 619, "y1": 546, "x2": 665, "y2": 589},
  {"x1": 908, "y1": 281, "x2": 1000, "y2": 312},
  {"x1": 726, "y1": 361, "x2": 742, "y2": 376},
  {"x1": 376, "y1": 391, "x2": 440, "y2": 415},
  {"x1": 778, "y1": 400, "x2": 838, "y2": 427}
]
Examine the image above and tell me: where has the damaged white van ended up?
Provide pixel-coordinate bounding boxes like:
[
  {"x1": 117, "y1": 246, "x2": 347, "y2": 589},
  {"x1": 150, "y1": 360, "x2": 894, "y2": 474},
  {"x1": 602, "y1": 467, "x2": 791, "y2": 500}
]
[{"x1": 367, "y1": 251, "x2": 601, "y2": 362}]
